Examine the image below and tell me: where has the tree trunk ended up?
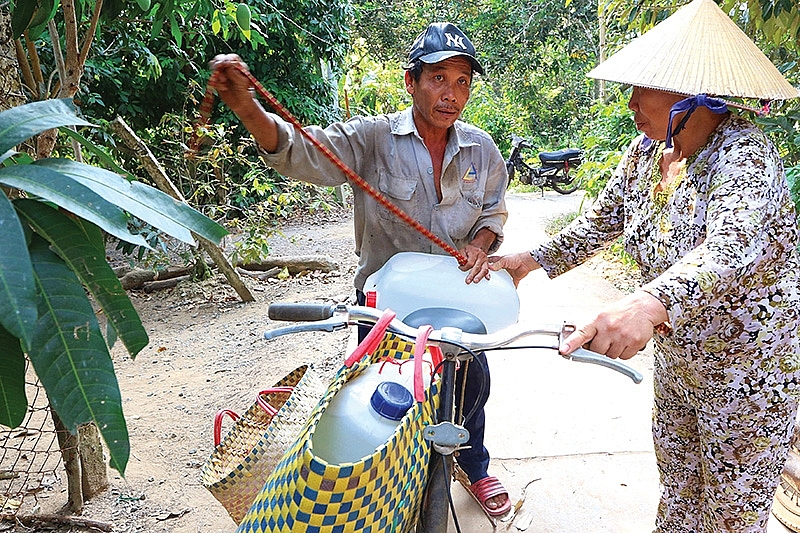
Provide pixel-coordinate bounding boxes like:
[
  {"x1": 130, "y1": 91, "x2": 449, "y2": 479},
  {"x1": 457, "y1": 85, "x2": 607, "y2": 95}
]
[
  {"x1": 78, "y1": 423, "x2": 109, "y2": 499},
  {"x1": 50, "y1": 409, "x2": 83, "y2": 513},
  {"x1": 0, "y1": 9, "x2": 26, "y2": 110}
]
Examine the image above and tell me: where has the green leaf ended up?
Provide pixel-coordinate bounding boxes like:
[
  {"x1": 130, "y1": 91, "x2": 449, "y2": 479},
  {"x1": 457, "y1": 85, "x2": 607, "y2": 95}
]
[
  {"x1": 0, "y1": 164, "x2": 148, "y2": 248},
  {"x1": 29, "y1": 0, "x2": 58, "y2": 28},
  {"x1": 0, "y1": 324, "x2": 28, "y2": 428},
  {"x1": 58, "y1": 127, "x2": 134, "y2": 180},
  {"x1": 15, "y1": 200, "x2": 148, "y2": 358},
  {"x1": 0, "y1": 99, "x2": 94, "y2": 155},
  {"x1": 11, "y1": 0, "x2": 36, "y2": 39},
  {"x1": 27, "y1": 235, "x2": 129, "y2": 474},
  {"x1": 34, "y1": 159, "x2": 228, "y2": 245},
  {"x1": 169, "y1": 14, "x2": 182, "y2": 48},
  {"x1": 0, "y1": 193, "x2": 37, "y2": 350}
]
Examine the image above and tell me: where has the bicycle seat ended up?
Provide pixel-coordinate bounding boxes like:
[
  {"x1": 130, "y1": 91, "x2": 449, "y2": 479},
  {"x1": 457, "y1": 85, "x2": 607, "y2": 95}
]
[
  {"x1": 402, "y1": 307, "x2": 487, "y2": 335},
  {"x1": 538, "y1": 148, "x2": 582, "y2": 163}
]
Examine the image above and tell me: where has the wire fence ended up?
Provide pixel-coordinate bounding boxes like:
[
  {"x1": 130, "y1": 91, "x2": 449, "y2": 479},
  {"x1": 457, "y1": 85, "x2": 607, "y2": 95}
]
[{"x1": 0, "y1": 359, "x2": 64, "y2": 518}]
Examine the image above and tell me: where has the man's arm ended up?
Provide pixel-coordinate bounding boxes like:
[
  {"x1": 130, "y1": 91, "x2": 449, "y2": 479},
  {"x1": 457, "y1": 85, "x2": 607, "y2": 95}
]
[{"x1": 469, "y1": 227, "x2": 498, "y2": 254}]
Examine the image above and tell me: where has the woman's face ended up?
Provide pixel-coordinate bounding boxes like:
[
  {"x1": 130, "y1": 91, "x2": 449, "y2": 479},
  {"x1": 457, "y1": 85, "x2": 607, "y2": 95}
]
[{"x1": 627, "y1": 87, "x2": 685, "y2": 140}]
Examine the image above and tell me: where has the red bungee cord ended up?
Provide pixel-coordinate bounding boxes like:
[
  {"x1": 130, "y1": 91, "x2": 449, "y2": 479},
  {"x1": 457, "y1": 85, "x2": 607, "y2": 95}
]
[{"x1": 188, "y1": 64, "x2": 467, "y2": 266}]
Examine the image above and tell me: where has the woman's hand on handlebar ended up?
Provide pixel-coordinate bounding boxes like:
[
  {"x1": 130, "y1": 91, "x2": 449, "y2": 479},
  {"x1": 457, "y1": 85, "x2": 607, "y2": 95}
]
[
  {"x1": 559, "y1": 291, "x2": 668, "y2": 360},
  {"x1": 488, "y1": 251, "x2": 541, "y2": 287}
]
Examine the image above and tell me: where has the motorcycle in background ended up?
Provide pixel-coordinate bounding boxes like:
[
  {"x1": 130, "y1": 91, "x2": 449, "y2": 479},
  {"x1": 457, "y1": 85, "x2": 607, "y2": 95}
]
[{"x1": 505, "y1": 134, "x2": 583, "y2": 195}]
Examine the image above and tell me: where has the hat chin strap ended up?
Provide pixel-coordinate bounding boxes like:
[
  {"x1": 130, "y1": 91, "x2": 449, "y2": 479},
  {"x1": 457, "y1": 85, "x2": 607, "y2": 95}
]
[{"x1": 665, "y1": 94, "x2": 728, "y2": 149}]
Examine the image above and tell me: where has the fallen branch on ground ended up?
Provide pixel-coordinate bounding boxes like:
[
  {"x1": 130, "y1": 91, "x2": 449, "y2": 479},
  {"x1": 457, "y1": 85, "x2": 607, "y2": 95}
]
[
  {"x1": 143, "y1": 275, "x2": 191, "y2": 293},
  {"x1": 119, "y1": 265, "x2": 194, "y2": 290},
  {"x1": 236, "y1": 266, "x2": 282, "y2": 280},
  {"x1": 238, "y1": 255, "x2": 338, "y2": 274},
  {"x1": 8, "y1": 513, "x2": 112, "y2": 531}
]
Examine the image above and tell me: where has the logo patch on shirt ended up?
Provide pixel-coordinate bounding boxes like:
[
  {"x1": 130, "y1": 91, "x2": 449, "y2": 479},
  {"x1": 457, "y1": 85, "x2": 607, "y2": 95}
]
[{"x1": 462, "y1": 163, "x2": 478, "y2": 183}]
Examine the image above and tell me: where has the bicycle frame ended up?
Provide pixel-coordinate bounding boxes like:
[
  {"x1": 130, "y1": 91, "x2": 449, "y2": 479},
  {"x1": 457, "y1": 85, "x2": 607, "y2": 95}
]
[{"x1": 265, "y1": 303, "x2": 642, "y2": 533}]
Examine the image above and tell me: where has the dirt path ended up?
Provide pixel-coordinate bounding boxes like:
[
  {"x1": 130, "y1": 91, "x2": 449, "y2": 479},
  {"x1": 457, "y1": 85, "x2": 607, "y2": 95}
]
[{"x1": 102, "y1": 206, "x2": 360, "y2": 533}]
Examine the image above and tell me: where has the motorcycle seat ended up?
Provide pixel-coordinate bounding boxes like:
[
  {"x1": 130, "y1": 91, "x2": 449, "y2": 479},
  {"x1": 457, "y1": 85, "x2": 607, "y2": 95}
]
[{"x1": 539, "y1": 148, "x2": 583, "y2": 164}]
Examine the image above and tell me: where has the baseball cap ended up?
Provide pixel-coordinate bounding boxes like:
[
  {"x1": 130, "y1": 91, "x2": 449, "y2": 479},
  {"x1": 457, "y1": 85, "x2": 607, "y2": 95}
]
[{"x1": 406, "y1": 22, "x2": 484, "y2": 75}]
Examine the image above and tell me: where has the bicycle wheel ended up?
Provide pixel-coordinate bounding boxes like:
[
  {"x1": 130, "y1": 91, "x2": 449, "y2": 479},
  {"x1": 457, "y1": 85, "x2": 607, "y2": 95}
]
[
  {"x1": 551, "y1": 169, "x2": 579, "y2": 194},
  {"x1": 415, "y1": 451, "x2": 453, "y2": 533}
]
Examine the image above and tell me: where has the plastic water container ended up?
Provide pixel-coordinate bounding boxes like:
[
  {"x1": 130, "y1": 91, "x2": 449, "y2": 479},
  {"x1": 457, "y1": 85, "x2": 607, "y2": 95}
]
[
  {"x1": 363, "y1": 252, "x2": 520, "y2": 333},
  {"x1": 313, "y1": 377, "x2": 414, "y2": 464}
]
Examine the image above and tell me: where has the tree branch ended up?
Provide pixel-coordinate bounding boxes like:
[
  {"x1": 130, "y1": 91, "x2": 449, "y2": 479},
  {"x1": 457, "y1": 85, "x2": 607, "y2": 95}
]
[
  {"x1": 59, "y1": 0, "x2": 80, "y2": 98},
  {"x1": 13, "y1": 39, "x2": 35, "y2": 97},
  {"x1": 78, "y1": 0, "x2": 104, "y2": 66},
  {"x1": 109, "y1": 117, "x2": 255, "y2": 302},
  {"x1": 23, "y1": 32, "x2": 43, "y2": 98}
]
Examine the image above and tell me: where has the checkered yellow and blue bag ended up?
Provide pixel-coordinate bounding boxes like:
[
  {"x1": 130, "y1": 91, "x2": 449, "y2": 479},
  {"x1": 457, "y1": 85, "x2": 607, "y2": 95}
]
[{"x1": 237, "y1": 331, "x2": 440, "y2": 533}]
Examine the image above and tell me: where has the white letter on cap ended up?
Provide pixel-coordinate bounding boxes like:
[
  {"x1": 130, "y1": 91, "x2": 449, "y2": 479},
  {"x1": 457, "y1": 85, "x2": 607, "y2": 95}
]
[{"x1": 444, "y1": 32, "x2": 467, "y2": 50}]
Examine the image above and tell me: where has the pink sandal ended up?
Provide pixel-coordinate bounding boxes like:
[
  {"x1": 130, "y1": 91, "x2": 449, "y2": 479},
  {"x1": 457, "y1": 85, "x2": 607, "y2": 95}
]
[{"x1": 469, "y1": 475, "x2": 512, "y2": 517}]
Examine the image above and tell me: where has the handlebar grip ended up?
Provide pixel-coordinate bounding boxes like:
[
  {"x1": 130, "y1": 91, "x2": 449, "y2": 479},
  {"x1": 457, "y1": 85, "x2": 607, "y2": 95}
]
[{"x1": 268, "y1": 303, "x2": 335, "y2": 322}]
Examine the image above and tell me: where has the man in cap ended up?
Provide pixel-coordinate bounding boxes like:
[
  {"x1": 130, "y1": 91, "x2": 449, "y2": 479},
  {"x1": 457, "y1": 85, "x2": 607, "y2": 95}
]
[
  {"x1": 490, "y1": 0, "x2": 800, "y2": 531},
  {"x1": 209, "y1": 22, "x2": 511, "y2": 517}
]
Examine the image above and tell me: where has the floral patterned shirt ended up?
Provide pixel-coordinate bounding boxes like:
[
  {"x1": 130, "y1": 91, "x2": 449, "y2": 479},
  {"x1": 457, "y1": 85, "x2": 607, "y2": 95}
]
[{"x1": 532, "y1": 115, "x2": 800, "y2": 391}]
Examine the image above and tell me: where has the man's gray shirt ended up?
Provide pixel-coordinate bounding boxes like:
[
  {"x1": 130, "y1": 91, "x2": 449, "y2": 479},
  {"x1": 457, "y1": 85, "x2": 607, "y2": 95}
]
[{"x1": 260, "y1": 107, "x2": 508, "y2": 290}]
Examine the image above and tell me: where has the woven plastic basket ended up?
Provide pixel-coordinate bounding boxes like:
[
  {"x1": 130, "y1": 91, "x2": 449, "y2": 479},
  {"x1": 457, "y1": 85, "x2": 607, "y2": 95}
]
[{"x1": 201, "y1": 365, "x2": 325, "y2": 523}]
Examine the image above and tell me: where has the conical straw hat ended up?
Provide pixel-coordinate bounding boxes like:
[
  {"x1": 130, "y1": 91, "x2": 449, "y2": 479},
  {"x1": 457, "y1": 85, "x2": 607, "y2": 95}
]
[{"x1": 587, "y1": 0, "x2": 799, "y2": 100}]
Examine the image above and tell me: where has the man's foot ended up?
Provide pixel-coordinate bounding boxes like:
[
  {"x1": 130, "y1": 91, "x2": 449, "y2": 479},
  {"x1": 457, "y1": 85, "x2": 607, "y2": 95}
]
[{"x1": 467, "y1": 475, "x2": 512, "y2": 517}]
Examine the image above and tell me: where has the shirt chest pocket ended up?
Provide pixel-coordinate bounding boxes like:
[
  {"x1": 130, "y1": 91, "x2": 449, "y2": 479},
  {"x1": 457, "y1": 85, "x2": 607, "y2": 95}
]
[{"x1": 377, "y1": 171, "x2": 423, "y2": 222}]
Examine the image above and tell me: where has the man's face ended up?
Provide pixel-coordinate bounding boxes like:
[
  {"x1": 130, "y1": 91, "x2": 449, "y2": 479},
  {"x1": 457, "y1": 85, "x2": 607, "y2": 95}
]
[{"x1": 406, "y1": 57, "x2": 473, "y2": 134}]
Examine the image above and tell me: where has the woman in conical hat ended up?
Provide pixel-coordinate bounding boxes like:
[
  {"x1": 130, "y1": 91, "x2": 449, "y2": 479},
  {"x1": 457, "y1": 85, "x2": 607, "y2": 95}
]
[{"x1": 491, "y1": 0, "x2": 800, "y2": 531}]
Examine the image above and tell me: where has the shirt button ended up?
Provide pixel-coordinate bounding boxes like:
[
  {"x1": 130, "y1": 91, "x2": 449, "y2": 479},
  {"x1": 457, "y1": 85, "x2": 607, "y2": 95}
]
[{"x1": 427, "y1": 167, "x2": 433, "y2": 174}]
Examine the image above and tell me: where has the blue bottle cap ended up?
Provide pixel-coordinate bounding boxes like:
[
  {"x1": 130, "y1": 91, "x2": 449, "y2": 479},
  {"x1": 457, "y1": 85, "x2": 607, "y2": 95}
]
[{"x1": 370, "y1": 382, "x2": 413, "y2": 421}]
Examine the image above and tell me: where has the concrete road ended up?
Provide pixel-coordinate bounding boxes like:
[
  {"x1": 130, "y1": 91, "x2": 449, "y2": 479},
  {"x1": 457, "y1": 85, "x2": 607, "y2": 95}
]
[{"x1": 445, "y1": 190, "x2": 792, "y2": 532}]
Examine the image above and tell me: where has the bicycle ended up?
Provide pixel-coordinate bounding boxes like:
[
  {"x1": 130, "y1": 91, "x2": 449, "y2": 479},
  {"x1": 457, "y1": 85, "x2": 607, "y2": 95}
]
[
  {"x1": 506, "y1": 134, "x2": 583, "y2": 195},
  {"x1": 264, "y1": 302, "x2": 643, "y2": 533}
]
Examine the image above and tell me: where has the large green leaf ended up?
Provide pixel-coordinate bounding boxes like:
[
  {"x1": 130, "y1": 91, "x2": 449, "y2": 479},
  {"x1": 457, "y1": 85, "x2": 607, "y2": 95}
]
[
  {"x1": 58, "y1": 127, "x2": 134, "y2": 180},
  {"x1": 0, "y1": 193, "x2": 37, "y2": 350},
  {"x1": 0, "y1": 324, "x2": 27, "y2": 428},
  {"x1": 27, "y1": 236, "x2": 129, "y2": 474},
  {"x1": 35, "y1": 159, "x2": 228, "y2": 245},
  {"x1": 16, "y1": 200, "x2": 148, "y2": 358},
  {"x1": 0, "y1": 164, "x2": 148, "y2": 248},
  {"x1": 0, "y1": 100, "x2": 93, "y2": 155},
  {"x1": 10, "y1": 0, "x2": 36, "y2": 39}
]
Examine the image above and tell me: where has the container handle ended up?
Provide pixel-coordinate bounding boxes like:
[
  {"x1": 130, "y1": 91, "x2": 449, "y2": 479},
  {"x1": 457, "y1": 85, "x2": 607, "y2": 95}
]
[
  {"x1": 255, "y1": 386, "x2": 295, "y2": 416},
  {"x1": 213, "y1": 409, "x2": 240, "y2": 446},
  {"x1": 344, "y1": 308, "x2": 397, "y2": 367},
  {"x1": 413, "y1": 325, "x2": 433, "y2": 403}
]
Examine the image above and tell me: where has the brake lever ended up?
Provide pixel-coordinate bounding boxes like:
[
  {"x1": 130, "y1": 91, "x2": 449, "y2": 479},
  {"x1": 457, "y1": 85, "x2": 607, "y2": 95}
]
[
  {"x1": 563, "y1": 348, "x2": 644, "y2": 383},
  {"x1": 264, "y1": 317, "x2": 348, "y2": 340},
  {"x1": 559, "y1": 324, "x2": 644, "y2": 384}
]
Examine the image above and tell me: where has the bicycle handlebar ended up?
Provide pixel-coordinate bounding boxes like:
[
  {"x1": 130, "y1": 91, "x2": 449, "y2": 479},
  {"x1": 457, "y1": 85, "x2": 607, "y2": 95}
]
[{"x1": 265, "y1": 303, "x2": 644, "y2": 384}]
